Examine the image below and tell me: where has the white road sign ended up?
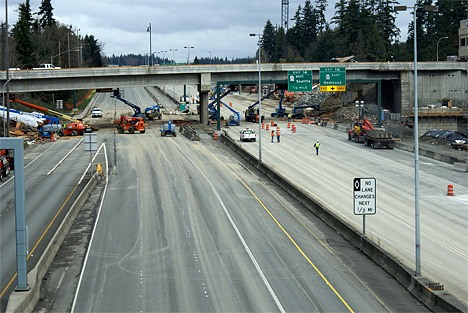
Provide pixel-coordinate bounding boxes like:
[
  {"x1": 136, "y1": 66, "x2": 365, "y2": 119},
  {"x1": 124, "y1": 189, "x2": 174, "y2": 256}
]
[{"x1": 353, "y1": 178, "x2": 376, "y2": 215}]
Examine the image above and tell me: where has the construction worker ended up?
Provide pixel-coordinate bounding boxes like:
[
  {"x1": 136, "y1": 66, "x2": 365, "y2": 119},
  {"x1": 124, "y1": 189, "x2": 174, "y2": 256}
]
[
  {"x1": 287, "y1": 113, "x2": 292, "y2": 122},
  {"x1": 314, "y1": 140, "x2": 320, "y2": 155},
  {"x1": 276, "y1": 127, "x2": 281, "y2": 143},
  {"x1": 271, "y1": 130, "x2": 275, "y2": 142}
]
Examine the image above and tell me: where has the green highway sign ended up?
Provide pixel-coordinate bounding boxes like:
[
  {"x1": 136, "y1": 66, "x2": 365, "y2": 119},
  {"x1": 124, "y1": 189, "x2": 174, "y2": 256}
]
[
  {"x1": 288, "y1": 70, "x2": 313, "y2": 92},
  {"x1": 319, "y1": 67, "x2": 346, "y2": 92}
]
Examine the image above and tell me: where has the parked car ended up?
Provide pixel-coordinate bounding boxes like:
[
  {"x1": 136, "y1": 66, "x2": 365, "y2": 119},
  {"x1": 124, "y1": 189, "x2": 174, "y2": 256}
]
[
  {"x1": 91, "y1": 107, "x2": 103, "y2": 117},
  {"x1": 240, "y1": 128, "x2": 256, "y2": 142}
]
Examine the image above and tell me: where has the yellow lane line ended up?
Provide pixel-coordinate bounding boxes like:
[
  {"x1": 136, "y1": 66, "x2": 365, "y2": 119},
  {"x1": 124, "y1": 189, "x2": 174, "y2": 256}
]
[
  {"x1": 0, "y1": 183, "x2": 79, "y2": 300},
  {"x1": 238, "y1": 178, "x2": 355, "y2": 313}
]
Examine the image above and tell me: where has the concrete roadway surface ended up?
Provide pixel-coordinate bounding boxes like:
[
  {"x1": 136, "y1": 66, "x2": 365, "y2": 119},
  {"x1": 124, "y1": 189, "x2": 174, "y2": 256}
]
[
  {"x1": 222, "y1": 120, "x2": 468, "y2": 307},
  {"x1": 0, "y1": 135, "x2": 106, "y2": 311},
  {"x1": 69, "y1": 126, "x2": 429, "y2": 313}
]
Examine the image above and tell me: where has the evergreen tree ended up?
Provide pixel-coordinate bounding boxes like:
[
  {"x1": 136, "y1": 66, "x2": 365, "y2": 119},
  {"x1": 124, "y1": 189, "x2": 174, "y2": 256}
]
[
  {"x1": 314, "y1": 0, "x2": 328, "y2": 33},
  {"x1": 261, "y1": 20, "x2": 276, "y2": 62},
  {"x1": 302, "y1": 0, "x2": 318, "y2": 60},
  {"x1": 38, "y1": 0, "x2": 56, "y2": 29},
  {"x1": 13, "y1": 0, "x2": 36, "y2": 68}
]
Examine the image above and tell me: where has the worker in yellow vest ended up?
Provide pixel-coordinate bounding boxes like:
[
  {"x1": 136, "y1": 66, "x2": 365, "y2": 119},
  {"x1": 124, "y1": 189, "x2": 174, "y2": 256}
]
[{"x1": 314, "y1": 140, "x2": 320, "y2": 155}]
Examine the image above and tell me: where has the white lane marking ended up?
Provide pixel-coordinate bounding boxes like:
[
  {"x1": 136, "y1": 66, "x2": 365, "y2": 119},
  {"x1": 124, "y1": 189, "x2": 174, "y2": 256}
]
[
  {"x1": 71, "y1": 143, "x2": 108, "y2": 313},
  {"x1": 47, "y1": 139, "x2": 84, "y2": 176},
  {"x1": 175, "y1": 145, "x2": 286, "y2": 313}
]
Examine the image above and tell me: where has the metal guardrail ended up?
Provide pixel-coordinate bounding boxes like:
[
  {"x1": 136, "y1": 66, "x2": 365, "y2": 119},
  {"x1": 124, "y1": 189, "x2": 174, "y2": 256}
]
[{"x1": 179, "y1": 125, "x2": 200, "y2": 141}]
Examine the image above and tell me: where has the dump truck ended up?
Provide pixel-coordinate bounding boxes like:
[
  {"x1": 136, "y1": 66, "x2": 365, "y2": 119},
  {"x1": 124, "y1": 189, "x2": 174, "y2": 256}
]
[
  {"x1": 114, "y1": 115, "x2": 146, "y2": 134},
  {"x1": 348, "y1": 118, "x2": 395, "y2": 149}
]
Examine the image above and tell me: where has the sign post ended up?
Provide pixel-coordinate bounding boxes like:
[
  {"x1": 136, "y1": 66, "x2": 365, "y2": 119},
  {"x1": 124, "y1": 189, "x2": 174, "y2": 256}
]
[
  {"x1": 287, "y1": 70, "x2": 313, "y2": 92},
  {"x1": 84, "y1": 133, "x2": 98, "y2": 175},
  {"x1": 319, "y1": 67, "x2": 346, "y2": 92},
  {"x1": 353, "y1": 177, "x2": 376, "y2": 245}
]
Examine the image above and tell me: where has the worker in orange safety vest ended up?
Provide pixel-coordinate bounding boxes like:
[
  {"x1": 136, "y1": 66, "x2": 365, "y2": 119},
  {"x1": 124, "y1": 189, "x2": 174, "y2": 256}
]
[{"x1": 276, "y1": 127, "x2": 281, "y2": 143}]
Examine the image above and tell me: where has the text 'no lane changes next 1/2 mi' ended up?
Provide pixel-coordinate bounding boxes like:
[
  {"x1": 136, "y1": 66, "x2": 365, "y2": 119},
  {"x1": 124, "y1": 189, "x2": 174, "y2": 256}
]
[{"x1": 353, "y1": 178, "x2": 376, "y2": 215}]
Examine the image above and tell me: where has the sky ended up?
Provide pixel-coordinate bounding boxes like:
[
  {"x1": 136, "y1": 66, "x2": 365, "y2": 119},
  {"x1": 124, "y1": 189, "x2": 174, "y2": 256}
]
[{"x1": 3, "y1": 0, "x2": 414, "y2": 63}]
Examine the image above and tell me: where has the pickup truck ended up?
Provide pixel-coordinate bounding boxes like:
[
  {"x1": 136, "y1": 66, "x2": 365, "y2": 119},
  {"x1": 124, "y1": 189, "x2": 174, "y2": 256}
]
[
  {"x1": 33, "y1": 63, "x2": 61, "y2": 70},
  {"x1": 239, "y1": 128, "x2": 256, "y2": 142}
]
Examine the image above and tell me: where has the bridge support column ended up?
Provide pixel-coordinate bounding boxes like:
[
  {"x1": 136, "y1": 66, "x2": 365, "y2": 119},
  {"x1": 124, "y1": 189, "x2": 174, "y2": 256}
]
[{"x1": 199, "y1": 73, "x2": 211, "y2": 125}]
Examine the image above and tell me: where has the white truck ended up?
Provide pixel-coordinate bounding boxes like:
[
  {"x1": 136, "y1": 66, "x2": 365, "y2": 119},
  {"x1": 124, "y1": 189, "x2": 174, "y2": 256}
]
[
  {"x1": 239, "y1": 128, "x2": 256, "y2": 142},
  {"x1": 33, "y1": 63, "x2": 61, "y2": 70}
]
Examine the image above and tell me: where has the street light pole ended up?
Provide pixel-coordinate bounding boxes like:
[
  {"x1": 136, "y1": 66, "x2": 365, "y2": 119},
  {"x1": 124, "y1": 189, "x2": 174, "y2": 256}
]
[
  {"x1": 436, "y1": 36, "x2": 449, "y2": 61},
  {"x1": 184, "y1": 46, "x2": 194, "y2": 64},
  {"x1": 170, "y1": 48, "x2": 177, "y2": 65},
  {"x1": 355, "y1": 100, "x2": 364, "y2": 120},
  {"x1": 147, "y1": 23, "x2": 152, "y2": 66},
  {"x1": 5, "y1": 0, "x2": 11, "y2": 137},
  {"x1": 250, "y1": 33, "x2": 262, "y2": 163},
  {"x1": 394, "y1": 3, "x2": 436, "y2": 277}
]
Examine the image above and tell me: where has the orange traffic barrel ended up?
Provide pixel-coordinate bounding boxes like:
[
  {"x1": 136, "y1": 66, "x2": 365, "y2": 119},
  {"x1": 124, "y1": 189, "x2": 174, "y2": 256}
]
[
  {"x1": 51, "y1": 133, "x2": 55, "y2": 142},
  {"x1": 262, "y1": 123, "x2": 265, "y2": 129},
  {"x1": 287, "y1": 122, "x2": 291, "y2": 129},
  {"x1": 213, "y1": 132, "x2": 219, "y2": 140},
  {"x1": 447, "y1": 184, "x2": 454, "y2": 196},
  {"x1": 266, "y1": 124, "x2": 270, "y2": 131},
  {"x1": 292, "y1": 125, "x2": 296, "y2": 133},
  {"x1": 229, "y1": 102, "x2": 232, "y2": 107}
]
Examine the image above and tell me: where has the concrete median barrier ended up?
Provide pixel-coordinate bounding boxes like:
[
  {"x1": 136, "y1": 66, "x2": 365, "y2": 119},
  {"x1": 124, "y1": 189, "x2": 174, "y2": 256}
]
[{"x1": 220, "y1": 132, "x2": 465, "y2": 312}]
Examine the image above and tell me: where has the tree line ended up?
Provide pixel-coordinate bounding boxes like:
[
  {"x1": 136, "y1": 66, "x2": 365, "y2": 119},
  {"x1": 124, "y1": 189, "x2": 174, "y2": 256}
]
[
  {"x1": 1, "y1": 0, "x2": 103, "y2": 69},
  {"x1": 260, "y1": 0, "x2": 467, "y2": 63}
]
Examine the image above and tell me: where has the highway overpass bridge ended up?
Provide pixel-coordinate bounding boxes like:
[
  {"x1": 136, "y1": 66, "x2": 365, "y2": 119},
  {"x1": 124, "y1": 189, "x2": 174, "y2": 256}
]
[{"x1": 1, "y1": 62, "x2": 467, "y2": 126}]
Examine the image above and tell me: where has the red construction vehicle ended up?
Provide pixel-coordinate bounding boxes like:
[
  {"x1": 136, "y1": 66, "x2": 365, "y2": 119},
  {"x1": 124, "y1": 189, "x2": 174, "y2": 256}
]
[
  {"x1": 348, "y1": 118, "x2": 395, "y2": 149},
  {"x1": 0, "y1": 149, "x2": 12, "y2": 181},
  {"x1": 114, "y1": 115, "x2": 146, "y2": 134},
  {"x1": 60, "y1": 122, "x2": 87, "y2": 136}
]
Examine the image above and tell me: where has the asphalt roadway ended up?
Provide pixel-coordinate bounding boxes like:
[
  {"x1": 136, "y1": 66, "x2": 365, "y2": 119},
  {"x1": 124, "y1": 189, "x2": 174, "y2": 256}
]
[{"x1": 36, "y1": 128, "x2": 429, "y2": 312}]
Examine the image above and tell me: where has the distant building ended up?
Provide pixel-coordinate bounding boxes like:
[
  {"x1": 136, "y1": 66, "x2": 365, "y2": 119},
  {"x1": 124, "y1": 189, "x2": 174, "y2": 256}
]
[{"x1": 459, "y1": 19, "x2": 468, "y2": 61}]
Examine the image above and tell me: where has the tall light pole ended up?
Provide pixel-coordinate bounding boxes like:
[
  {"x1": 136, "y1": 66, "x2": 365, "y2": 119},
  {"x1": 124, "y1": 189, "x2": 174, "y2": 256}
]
[
  {"x1": 250, "y1": 33, "x2": 262, "y2": 163},
  {"x1": 436, "y1": 36, "x2": 449, "y2": 61},
  {"x1": 67, "y1": 25, "x2": 71, "y2": 68},
  {"x1": 147, "y1": 23, "x2": 152, "y2": 66},
  {"x1": 4, "y1": 0, "x2": 10, "y2": 137},
  {"x1": 394, "y1": 4, "x2": 437, "y2": 277},
  {"x1": 355, "y1": 100, "x2": 364, "y2": 120},
  {"x1": 161, "y1": 50, "x2": 167, "y2": 66},
  {"x1": 170, "y1": 48, "x2": 177, "y2": 65},
  {"x1": 184, "y1": 46, "x2": 194, "y2": 64}
]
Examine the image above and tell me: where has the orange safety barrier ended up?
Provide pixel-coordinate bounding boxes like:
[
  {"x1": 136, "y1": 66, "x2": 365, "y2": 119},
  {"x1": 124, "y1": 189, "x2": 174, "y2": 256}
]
[
  {"x1": 265, "y1": 124, "x2": 270, "y2": 131},
  {"x1": 292, "y1": 125, "x2": 296, "y2": 133},
  {"x1": 262, "y1": 123, "x2": 265, "y2": 129},
  {"x1": 213, "y1": 132, "x2": 219, "y2": 140},
  {"x1": 287, "y1": 122, "x2": 291, "y2": 129},
  {"x1": 447, "y1": 184, "x2": 454, "y2": 196},
  {"x1": 51, "y1": 133, "x2": 56, "y2": 142}
]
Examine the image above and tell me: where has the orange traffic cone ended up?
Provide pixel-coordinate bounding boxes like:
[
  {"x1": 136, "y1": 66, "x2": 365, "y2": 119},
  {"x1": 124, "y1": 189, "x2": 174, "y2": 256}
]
[{"x1": 51, "y1": 133, "x2": 55, "y2": 142}]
